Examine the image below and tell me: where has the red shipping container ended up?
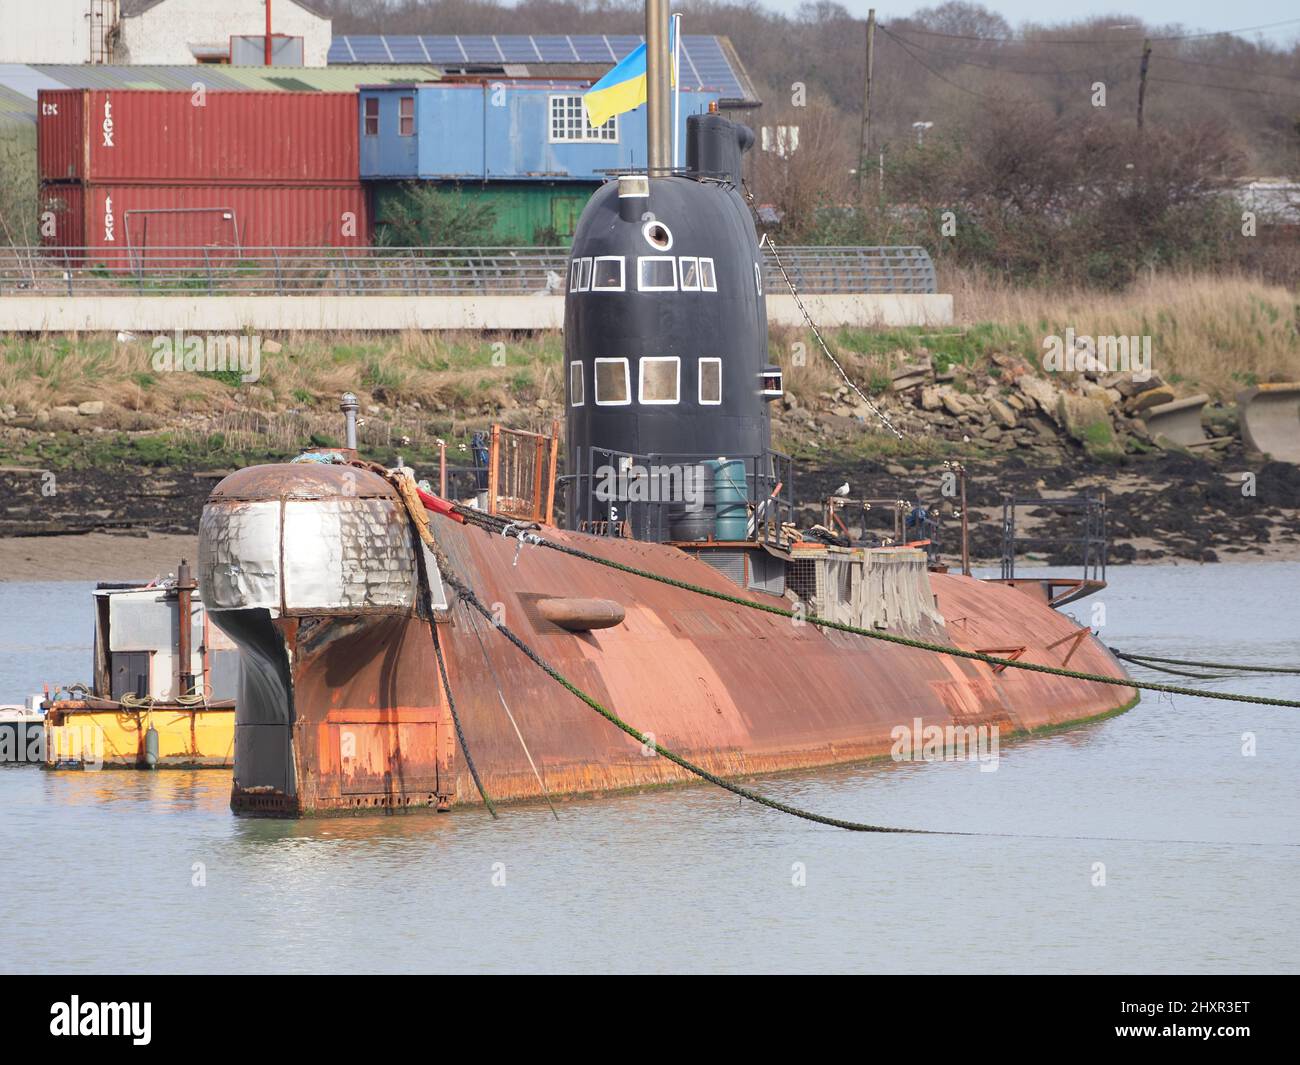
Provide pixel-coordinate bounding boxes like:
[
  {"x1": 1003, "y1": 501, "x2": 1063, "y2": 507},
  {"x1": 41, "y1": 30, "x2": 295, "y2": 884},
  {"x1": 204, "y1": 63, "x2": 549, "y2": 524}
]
[
  {"x1": 38, "y1": 90, "x2": 360, "y2": 185},
  {"x1": 39, "y1": 182, "x2": 371, "y2": 261}
]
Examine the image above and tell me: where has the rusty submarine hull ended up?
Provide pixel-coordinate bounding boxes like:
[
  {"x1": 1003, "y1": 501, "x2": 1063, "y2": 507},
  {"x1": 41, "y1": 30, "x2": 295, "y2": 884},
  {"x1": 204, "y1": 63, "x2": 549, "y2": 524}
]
[
  {"x1": 197, "y1": 94, "x2": 1136, "y2": 818},
  {"x1": 197, "y1": 462, "x2": 1135, "y2": 817}
]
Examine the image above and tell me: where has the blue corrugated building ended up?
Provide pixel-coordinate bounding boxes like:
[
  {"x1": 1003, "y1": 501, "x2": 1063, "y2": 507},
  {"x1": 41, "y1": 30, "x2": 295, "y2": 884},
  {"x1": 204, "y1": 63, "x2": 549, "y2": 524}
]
[{"x1": 359, "y1": 81, "x2": 723, "y2": 181}]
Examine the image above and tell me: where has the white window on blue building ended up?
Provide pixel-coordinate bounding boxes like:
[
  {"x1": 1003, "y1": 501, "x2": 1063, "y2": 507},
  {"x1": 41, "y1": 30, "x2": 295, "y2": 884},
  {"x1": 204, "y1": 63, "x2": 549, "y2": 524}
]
[
  {"x1": 363, "y1": 98, "x2": 379, "y2": 136},
  {"x1": 549, "y1": 95, "x2": 618, "y2": 143}
]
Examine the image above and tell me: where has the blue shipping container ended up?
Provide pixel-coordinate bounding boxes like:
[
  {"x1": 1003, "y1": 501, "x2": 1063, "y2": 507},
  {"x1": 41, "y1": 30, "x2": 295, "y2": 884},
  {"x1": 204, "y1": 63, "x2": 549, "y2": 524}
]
[{"x1": 359, "y1": 82, "x2": 723, "y2": 181}]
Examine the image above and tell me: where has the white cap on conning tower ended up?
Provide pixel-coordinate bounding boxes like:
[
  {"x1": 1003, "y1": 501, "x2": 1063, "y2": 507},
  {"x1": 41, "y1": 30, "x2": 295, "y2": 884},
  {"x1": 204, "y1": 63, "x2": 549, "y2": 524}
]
[{"x1": 617, "y1": 175, "x2": 650, "y2": 198}]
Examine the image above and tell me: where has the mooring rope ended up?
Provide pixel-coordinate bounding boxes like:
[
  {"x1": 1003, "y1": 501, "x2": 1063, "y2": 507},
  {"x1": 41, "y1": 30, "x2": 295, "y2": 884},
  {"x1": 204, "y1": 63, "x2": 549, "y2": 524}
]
[
  {"x1": 388, "y1": 478, "x2": 1298, "y2": 844},
  {"x1": 444, "y1": 562, "x2": 1297, "y2": 848},
  {"x1": 1110, "y1": 652, "x2": 1230, "y2": 680},
  {"x1": 430, "y1": 618, "x2": 498, "y2": 819},
  {"x1": 451, "y1": 506, "x2": 1300, "y2": 709},
  {"x1": 1111, "y1": 649, "x2": 1300, "y2": 676},
  {"x1": 445, "y1": 569, "x2": 933, "y2": 835}
]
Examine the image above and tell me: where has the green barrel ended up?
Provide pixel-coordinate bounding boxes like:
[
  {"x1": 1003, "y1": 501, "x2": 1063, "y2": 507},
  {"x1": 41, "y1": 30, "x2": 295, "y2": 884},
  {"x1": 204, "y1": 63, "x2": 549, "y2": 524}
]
[{"x1": 714, "y1": 458, "x2": 748, "y2": 541}]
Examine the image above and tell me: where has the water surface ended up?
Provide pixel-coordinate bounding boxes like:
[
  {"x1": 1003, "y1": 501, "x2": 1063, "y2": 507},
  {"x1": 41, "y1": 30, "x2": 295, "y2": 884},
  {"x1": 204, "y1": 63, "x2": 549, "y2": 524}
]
[{"x1": 2, "y1": 563, "x2": 1297, "y2": 973}]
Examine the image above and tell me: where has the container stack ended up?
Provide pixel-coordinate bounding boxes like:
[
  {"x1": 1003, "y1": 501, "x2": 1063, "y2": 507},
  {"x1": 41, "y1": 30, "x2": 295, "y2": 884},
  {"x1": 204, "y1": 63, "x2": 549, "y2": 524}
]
[{"x1": 37, "y1": 90, "x2": 370, "y2": 263}]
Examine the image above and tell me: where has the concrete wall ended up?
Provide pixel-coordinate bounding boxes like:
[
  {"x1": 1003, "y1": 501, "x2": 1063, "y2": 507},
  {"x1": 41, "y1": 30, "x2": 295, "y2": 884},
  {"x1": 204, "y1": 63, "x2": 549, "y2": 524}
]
[
  {"x1": 0, "y1": 0, "x2": 93, "y2": 63},
  {"x1": 0, "y1": 293, "x2": 953, "y2": 332},
  {"x1": 118, "y1": 0, "x2": 330, "y2": 65}
]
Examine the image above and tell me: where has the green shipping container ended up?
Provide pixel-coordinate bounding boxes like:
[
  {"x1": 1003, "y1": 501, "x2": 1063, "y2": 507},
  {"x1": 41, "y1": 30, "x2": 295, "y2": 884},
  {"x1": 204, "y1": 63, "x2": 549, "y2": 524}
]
[{"x1": 371, "y1": 181, "x2": 598, "y2": 245}]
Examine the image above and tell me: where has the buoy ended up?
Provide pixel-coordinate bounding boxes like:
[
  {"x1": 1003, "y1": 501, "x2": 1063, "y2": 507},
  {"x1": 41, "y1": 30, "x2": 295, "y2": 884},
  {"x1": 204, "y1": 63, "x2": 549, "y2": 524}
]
[{"x1": 144, "y1": 723, "x2": 159, "y2": 769}]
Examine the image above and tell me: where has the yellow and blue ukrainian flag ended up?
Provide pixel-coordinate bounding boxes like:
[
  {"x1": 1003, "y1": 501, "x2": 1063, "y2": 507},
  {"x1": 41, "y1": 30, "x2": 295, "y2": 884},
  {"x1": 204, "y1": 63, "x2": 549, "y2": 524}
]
[{"x1": 583, "y1": 24, "x2": 677, "y2": 129}]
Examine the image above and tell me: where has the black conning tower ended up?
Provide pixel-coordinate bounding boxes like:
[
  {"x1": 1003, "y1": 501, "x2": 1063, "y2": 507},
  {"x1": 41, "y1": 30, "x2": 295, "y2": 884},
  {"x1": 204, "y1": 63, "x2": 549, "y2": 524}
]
[{"x1": 563, "y1": 114, "x2": 771, "y2": 533}]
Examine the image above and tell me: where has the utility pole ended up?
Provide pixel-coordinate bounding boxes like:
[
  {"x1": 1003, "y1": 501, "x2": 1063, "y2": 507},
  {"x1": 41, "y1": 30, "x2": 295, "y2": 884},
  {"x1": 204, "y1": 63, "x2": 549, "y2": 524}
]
[
  {"x1": 1136, "y1": 37, "x2": 1151, "y2": 129},
  {"x1": 858, "y1": 9, "x2": 876, "y2": 194}
]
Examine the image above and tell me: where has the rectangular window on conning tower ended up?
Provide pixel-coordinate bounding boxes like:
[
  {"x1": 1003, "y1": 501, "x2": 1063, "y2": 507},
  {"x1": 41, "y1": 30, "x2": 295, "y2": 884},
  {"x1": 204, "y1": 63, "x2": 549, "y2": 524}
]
[
  {"x1": 638, "y1": 256, "x2": 677, "y2": 291},
  {"x1": 639, "y1": 357, "x2": 680, "y2": 405},
  {"x1": 592, "y1": 256, "x2": 625, "y2": 291},
  {"x1": 569, "y1": 361, "x2": 584, "y2": 406},
  {"x1": 680, "y1": 257, "x2": 701, "y2": 291},
  {"x1": 594, "y1": 358, "x2": 630, "y2": 405},
  {"x1": 570, "y1": 257, "x2": 592, "y2": 292},
  {"x1": 699, "y1": 257, "x2": 717, "y2": 291},
  {"x1": 699, "y1": 358, "x2": 722, "y2": 405}
]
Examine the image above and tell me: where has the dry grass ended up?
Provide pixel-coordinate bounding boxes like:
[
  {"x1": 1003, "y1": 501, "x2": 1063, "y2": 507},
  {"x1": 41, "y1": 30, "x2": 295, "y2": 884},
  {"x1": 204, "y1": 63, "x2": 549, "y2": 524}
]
[
  {"x1": 1, "y1": 271, "x2": 1294, "y2": 422},
  {"x1": 945, "y1": 267, "x2": 1300, "y2": 397},
  {"x1": 0, "y1": 329, "x2": 566, "y2": 418}
]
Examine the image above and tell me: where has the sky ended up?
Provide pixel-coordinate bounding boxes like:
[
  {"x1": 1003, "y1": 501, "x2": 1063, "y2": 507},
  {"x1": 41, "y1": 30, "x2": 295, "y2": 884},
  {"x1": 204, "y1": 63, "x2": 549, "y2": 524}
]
[{"x1": 754, "y1": 0, "x2": 1300, "y2": 42}]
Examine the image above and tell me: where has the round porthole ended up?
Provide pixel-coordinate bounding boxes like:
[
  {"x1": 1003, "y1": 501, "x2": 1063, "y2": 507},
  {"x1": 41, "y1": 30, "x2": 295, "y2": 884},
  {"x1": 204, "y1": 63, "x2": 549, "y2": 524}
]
[{"x1": 642, "y1": 219, "x2": 674, "y2": 251}]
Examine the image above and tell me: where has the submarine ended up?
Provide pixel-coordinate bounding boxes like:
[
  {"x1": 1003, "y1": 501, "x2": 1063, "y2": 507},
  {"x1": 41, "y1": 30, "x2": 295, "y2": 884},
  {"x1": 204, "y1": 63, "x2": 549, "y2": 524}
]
[{"x1": 194, "y1": 3, "x2": 1136, "y2": 816}]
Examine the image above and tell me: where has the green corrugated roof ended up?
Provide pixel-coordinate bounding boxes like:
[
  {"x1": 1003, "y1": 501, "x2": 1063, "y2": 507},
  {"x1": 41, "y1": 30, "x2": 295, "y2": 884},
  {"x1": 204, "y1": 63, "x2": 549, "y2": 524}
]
[
  {"x1": 217, "y1": 65, "x2": 439, "y2": 91},
  {"x1": 0, "y1": 84, "x2": 35, "y2": 125},
  {"x1": 0, "y1": 65, "x2": 440, "y2": 125}
]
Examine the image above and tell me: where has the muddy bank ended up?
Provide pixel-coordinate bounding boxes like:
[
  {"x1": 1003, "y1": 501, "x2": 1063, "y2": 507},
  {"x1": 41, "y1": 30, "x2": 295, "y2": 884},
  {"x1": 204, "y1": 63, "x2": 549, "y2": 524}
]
[
  {"x1": 3, "y1": 445, "x2": 1298, "y2": 573},
  {"x1": 797, "y1": 448, "x2": 1300, "y2": 566},
  {"x1": 0, "y1": 531, "x2": 199, "y2": 582}
]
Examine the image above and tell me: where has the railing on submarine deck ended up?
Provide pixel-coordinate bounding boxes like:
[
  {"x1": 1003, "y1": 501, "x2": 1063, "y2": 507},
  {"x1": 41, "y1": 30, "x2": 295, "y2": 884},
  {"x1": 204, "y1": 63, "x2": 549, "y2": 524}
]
[
  {"x1": 563, "y1": 446, "x2": 797, "y2": 548},
  {"x1": 0, "y1": 245, "x2": 938, "y2": 296},
  {"x1": 999, "y1": 492, "x2": 1107, "y2": 581},
  {"x1": 824, "y1": 496, "x2": 943, "y2": 561}
]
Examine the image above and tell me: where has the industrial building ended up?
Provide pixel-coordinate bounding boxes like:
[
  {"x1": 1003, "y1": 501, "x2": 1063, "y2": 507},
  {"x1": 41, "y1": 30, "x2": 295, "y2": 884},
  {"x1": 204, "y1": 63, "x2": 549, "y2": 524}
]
[
  {"x1": 4, "y1": 21, "x2": 761, "y2": 249},
  {"x1": 0, "y1": 0, "x2": 332, "y2": 66},
  {"x1": 361, "y1": 80, "x2": 725, "y2": 243}
]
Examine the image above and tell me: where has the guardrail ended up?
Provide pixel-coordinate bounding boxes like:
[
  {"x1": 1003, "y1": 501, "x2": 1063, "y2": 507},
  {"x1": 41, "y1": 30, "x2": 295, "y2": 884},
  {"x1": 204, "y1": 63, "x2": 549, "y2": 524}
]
[{"x1": 0, "y1": 245, "x2": 937, "y2": 297}]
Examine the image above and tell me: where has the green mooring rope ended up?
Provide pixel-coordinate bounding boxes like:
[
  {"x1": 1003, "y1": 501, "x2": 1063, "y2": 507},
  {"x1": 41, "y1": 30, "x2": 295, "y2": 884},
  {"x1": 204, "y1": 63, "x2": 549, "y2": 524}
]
[
  {"x1": 453, "y1": 507, "x2": 1300, "y2": 710},
  {"x1": 445, "y1": 571, "x2": 935, "y2": 834},
  {"x1": 443, "y1": 568, "x2": 1300, "y2": 847},
  {"x1": 396, "y1": 492, "x2": 1296, "y2": 842},
  {"x1": 1112, "y1": 649, "x2": 1300, "y2": 676}
]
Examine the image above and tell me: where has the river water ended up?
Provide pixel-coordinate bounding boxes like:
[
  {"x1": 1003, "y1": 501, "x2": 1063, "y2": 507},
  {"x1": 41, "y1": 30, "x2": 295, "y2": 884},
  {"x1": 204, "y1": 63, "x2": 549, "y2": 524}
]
[{"x1": 1, "y1": 563, "x2": 1297, "y2": 974}]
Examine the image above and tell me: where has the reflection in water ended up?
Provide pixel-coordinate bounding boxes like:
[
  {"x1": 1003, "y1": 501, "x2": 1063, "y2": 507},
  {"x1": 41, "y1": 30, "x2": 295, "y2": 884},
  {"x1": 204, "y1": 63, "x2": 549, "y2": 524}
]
[
  {"x1": 39, "y1": 769, "x2": 232, "y2": 814},
  {"x1": 1, "y1": 563, "x2": 1298, "y2": 974}
]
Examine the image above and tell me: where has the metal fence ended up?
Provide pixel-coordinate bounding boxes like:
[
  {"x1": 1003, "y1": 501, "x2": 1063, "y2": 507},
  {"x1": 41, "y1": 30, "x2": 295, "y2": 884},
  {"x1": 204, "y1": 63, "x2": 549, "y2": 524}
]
[{"x1": 0, "y1": 244, "x2": 937, "y2": 297}]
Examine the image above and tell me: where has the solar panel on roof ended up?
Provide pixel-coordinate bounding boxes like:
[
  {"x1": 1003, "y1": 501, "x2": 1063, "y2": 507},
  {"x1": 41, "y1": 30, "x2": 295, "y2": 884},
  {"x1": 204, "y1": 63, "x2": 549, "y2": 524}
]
[
  {"x1": 386, "y1": 39, "x2": 429, "y2": 62},
  {"x1": 496, "y1": 37, "x2": 540, "y2": 62},
  {"x1": 606, "y1": 36, "x2": 643, "y2": 60},
  {"x1": 457, "y1": 36, "x2": 502, "y2": 63},
  {"x1": 531, "y1": 35, "x2": 576, "y2": 62},
  {"x1": 344, "y1": 37, "x2": 390, "y2": 63},
  {"x1": 421, "y1": 36, "x2": 465, "y2": 62},
  {"x1": 569, "y1": 36, "x2": 614, "y2": 62},
  {"x1": 326, "y1": 33, "x2": 752, "y2": 99}
]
